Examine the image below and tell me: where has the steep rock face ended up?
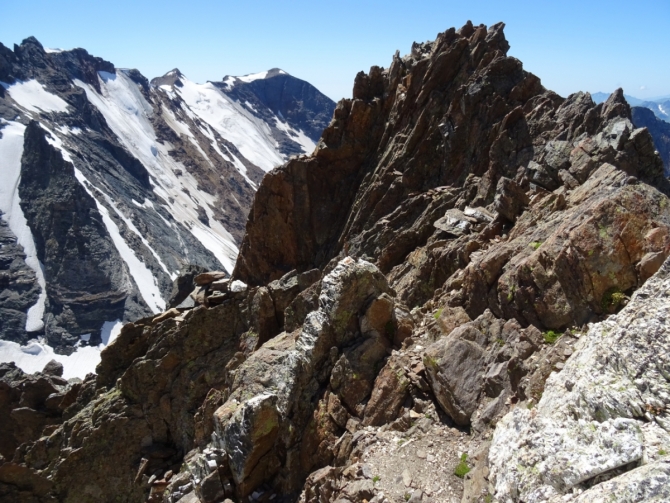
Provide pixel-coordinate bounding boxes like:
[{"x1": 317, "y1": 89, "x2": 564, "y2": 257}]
[
  {"x1": 220, "y1": 68, "x2": 336, "y2": 146},
  {"x1": 0, "y1": 213, "x2": 40, "y2": 344},
  {"x1": 0, "y1": 362, "x2": 71, "y2": 460},
  {"x1": 19, "y1": 121, "x2": 151, "y2": 348},
  {"x1": 632, "y1": 105, "x2": 670, "y2": 175}
]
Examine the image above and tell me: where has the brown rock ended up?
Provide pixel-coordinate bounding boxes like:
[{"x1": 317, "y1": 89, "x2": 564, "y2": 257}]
[
  {"x1": 363, "y1": 355, "x2": 411, "y2": 426},
  {"x1": 41, "y1": 359, "x2": 64, "y2": 377},
  {"x1": 494, "y1": 177, "x2": 529, "y2": 222},
  {"x1": 361, "y1": 293, "x2": 395, "y2": 337},
  {"x1": 435, "y1": 306, "x2": 471, "y2": 337},
  {"x1": 639, "y1": 251, "x2": 667, "y2": 282},
  {"x1": 152, "y1": 308, "x2": 180, "y2": 324},
  {"x1": 194, "y1": 271, "x2": 227, "y2": 286}
]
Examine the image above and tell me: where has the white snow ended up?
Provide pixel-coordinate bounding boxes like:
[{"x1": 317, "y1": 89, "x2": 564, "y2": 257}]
[
  {"x1": 74, "y1": 168, "x2": 166, "y2": 313},
  {"x1": 0, "y1": 320, "x2": 123, "y2": 379},
  {"x1": 40, "y1": 123, "x2": 74, "y2": 162},
  {"x1": 44, "y1": 48, "x2": 64, "y2": 54},
  {"x1": 100, "y1": 320, "x2": 123, "y2": 345},
  {"x1": 102, "y1": 193, "x2": 177, "y2": 280},
  {"x1": 274, "y1": 116, "x2": 316, "y2": 155},
  {"x1": 0, "y1": 121, "x2": 47, "y2": 332},
  {"x1": 222, "y1": 76, "x2": 236, "y2": 90},
  {"x1": 74, "y1": 71, "x2": 239, "y2": 272},
  {"x1": 0, "y1": 79, "x2": 69, "y2": 114},
  {"x1": 237, "y1": 71, "x2": 268, "y2": 83},
  {"x1": 230, "y1": 280, "x2": 247, "y2": 292},
  {"x1": 170, "y1": 74, "x2": 284, "y2": 171}
]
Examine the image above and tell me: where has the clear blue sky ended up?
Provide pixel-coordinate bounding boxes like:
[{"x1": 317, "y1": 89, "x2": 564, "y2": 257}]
[{"x1": 2, "y1": 0, "x2": 669, "y2": 102}]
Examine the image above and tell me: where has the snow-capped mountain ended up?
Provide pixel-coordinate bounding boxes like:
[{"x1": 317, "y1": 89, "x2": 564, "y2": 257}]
[{"x1": 0, "y1": 36, "x2": 335, "y2": 367}]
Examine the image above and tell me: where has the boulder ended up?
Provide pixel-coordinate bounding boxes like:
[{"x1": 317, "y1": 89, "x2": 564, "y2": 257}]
[
  {"x1": 424, "y1": 326, "x2": 487, "y2": 426},
  {"x1": 42, "y1": 359, "x2": 64, "y2": 377},
  {"x1": 194, "y1": 271, "x2": 227, "y2": 286}
]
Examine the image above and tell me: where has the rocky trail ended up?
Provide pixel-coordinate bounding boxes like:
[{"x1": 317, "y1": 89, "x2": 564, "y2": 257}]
[{"x1": 2, "y1": 21, "x2": 670, "y2": 503}]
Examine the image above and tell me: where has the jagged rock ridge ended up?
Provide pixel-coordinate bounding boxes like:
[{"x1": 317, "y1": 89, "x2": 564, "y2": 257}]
[{"x1": 1, "y1": 21, "x2": 669, "y2": 503}]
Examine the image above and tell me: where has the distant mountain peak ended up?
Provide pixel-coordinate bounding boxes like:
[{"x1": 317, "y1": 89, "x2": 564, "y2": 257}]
[
  {"x1": 221, "y1": 68, "x2": 290, "y2": 90},
  {"x1": 150, "y1": 68, "x2": 185, "y2": 87}
]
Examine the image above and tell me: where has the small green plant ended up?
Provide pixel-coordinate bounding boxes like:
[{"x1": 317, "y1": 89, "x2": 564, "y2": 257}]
[
  {"x1": 404, "y1": 493, "x2": 411, "y2": 501},
  {"x1": 529, "y1": 241, "x2": 542, "y2": 250},
  {"x1": 495, "y1": 337, "x2": 505, "y2": 345},
  {"x1": 484, "y1": 495, "x2": 493, "y2": 503},
  {"x1": 433, "y1": 308, "x2": 443, "y2": 320},
  {"x1": 372, "y1": 475, "x2": 380, "y2": 484},
  {"x1": 527, "y1": 401, "x2": 535, "y2": 410},
  {"x1": 543, "y1": 330, "x2": 560, "y2": 344},
  {"x1": 397, "y1": 439, "x2": 405, "y2": 446},
  {"x1": 659, "y1": 449, "x2": 667, "y2": 456},
  {"x1": 601, "y1": 287, "x2": 626, "y2": 313},
  {"x1": 454, "y1": 453, "x2": 470, "y2": 478}
]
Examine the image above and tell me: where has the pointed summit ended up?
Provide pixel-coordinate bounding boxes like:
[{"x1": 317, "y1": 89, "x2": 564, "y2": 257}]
[{"x1": 150, "y1": 68, "x2": 185, "y2": 87}]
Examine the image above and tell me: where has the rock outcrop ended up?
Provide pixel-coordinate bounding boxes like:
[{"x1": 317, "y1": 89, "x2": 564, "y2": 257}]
[{"x1": 489, "y1": 256, "x2": 670, "y2": 502}]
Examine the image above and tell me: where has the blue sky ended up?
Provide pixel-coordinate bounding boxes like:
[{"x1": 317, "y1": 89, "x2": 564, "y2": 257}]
[{"x1": 2, "y1": 0, "x2": 668, "y2": 102}]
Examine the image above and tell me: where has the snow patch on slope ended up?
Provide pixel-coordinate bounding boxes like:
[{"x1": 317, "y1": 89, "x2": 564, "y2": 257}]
[
  {"x1": 102, "y1": 192, "x2": 178, "y2": 281},
  {"x1": 74, "y1": 168, "x2": 166, "y2": 313},
  {"x1": 168, "y1": 75, "x2": 284, "y2": 171},
  {"x1": 0, "y1": 80, "x2": 69, "y2": 114},
  {"x1": 0, "y1": 320, "x2": 123, "y2": 379},
  {"x1": 73, "y1": 71, "x2": 239, "y2": 272},
  {"x1": 0, "y1": 121, "x2": 47, "y2": 332},
  {"x1": 237, "y1": 71, "x2": 268, "y2": 83},
  {"x1": 274, "y1": 117, "x2": 316, "y2": 155}
]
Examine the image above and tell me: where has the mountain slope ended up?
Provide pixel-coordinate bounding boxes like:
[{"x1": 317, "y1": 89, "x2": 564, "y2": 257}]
[{"x1": 0, "y1": 37, "x2": 334, "y2": 355}]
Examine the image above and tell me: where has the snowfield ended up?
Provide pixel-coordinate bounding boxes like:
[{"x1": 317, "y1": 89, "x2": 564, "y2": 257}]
[
  {"x1": 0, "y1": 79, "x2": 70, "y2": 114},
  {"x1": 0, "y1": 121, "x2": 47, "y2": 332},
  {"x1": 0, "y1": 320, "x2": 123, "y2": 379},
  {"x1": 74, "y1": 71, "x2": 240, "y2": 272}
]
